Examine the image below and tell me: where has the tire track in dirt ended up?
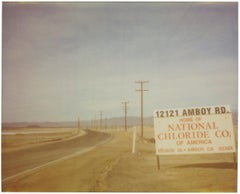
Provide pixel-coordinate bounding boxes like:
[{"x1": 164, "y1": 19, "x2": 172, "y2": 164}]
[
  {"x1": 90, "y1": 131, "x2": 133, "y2": 191},
  {"x1": 93, "y1": 156, "x2": 121, "y2": 191}
]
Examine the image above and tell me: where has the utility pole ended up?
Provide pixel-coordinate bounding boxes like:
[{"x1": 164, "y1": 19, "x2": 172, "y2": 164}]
[
  {"x1": 94, "y1": 114, "x2": 97, "y2": 129},
  {"x1": 105, "y1": 118, "x2": 107, "y2": 129},
  {"x1": 78, "y1": 116, "x2": 80, "y2": 129},
  {"x1": 135, "y1": 80, "x2": 149, "y2": 137},
  {"x1": 122, "y1": 101, "x2": 129, "y2": 132},
  {"x1": 99, "y1": 111, "x2": 103, "y2": 129}
]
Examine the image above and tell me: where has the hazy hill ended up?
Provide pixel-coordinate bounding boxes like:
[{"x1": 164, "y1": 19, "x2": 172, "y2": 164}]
[
  {"x1": 2, "y1": 116, "x2": 153, "y2": 128},
  {"x1": 2, "y1": 112, "x2": 238, "y2": 128}
]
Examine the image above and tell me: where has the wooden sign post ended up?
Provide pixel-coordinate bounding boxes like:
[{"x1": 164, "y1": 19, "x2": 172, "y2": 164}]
[{"x1": 156, "y1": 155, "x2": 160, "y2": 170}]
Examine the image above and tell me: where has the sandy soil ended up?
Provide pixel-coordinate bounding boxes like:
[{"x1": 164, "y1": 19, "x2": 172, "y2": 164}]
[
  {"x1": 2, "y1": 127, "x2": 237, "y2": 192},
  {"x1": 2, "y1": 128, "x2": 85, "y2": 152}
]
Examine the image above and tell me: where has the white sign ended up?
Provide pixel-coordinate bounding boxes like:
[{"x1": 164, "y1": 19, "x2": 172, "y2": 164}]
[{"x1": 154, "y1": 105, "x2": 236, "y2": 155}]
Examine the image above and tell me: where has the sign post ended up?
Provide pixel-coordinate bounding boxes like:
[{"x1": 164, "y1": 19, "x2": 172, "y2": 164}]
[
  {"x1": 154, "y1": 105, "x2": 236, "y2": 169},
  {"x1": 156, "y1": 155, "x2": 160, "y2": 170},
  {"x1": 132, "y1": 127, "x2": 136, "y2": 154}
]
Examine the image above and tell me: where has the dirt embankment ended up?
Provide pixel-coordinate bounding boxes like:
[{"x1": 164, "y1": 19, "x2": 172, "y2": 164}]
[{"x1": 2, "y1": 128, "x2": 237, "y2": 192}]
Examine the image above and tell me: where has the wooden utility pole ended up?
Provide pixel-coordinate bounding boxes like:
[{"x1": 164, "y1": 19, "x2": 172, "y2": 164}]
[
  {"x1": 94, "y1": 114, "x2": 97, "y2": 129},
  {"x1": 99, "y1": 111, "x2": 103, "y2": 129},
  {"x1": 105, "y1": 118, "x2": 107, "y2": 129},
  {"x1": 122, "y1": 101, "x2": 129, "y2": 132},
  {"x1": 78, "y1": 117, "x2": 80, "y2": 129},
  {"x1": 135, "y1": 80, "x2": 149, "y2": 137}
]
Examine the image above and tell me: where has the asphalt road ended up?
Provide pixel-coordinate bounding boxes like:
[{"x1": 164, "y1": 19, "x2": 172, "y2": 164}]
[{"x1": 2, "y1": 130, "x2": 111, "y2": 180}]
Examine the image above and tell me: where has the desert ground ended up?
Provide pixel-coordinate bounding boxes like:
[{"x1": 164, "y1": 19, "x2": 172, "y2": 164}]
[{"x1": 2, "y1": 126, "x2": 238, "y2": 192}]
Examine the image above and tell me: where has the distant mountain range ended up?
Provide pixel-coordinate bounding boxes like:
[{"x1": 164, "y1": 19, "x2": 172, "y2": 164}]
[
  {"x1": 2, "y1": 112, "x2": 238, "y2": 128},
  {"x1": 2, "y1": 116, "x2": 154, "y2": 128}
]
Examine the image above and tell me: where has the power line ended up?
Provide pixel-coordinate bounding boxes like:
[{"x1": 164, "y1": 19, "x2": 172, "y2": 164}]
[
  {"x1": 135, "y1": 80, "x2": 149, "y2": 137},
  {"x1": 121, "y1": 101, "x2": 129, "y2": 132}
]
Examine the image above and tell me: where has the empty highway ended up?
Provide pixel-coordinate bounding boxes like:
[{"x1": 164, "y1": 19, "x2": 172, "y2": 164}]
[{"x1": 2, "y1": 130, "x2": 111, "y2": 181}]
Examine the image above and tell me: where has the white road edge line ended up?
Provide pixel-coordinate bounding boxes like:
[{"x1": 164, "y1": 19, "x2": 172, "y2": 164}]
[{"x1": 2, "y1": 132, "x2": 113, "y2": 183}]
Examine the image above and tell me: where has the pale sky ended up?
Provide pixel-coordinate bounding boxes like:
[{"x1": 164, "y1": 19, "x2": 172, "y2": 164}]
[{"x1": 2, "y1": 2, "x2": 238, "y2": 122}]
